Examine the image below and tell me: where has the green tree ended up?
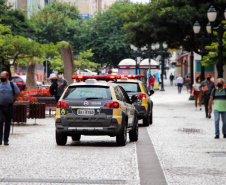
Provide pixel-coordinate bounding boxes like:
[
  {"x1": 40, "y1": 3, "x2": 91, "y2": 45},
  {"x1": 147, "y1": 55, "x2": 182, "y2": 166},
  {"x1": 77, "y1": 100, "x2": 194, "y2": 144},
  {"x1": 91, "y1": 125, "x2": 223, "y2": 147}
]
[
  {"x1": 119, "y1": 0, "x2": 226, "y2": 52},
  {"x1": 0, "y1": 23, "x2": 67, "y2": 88},
  {"x1": 202, "y1": 31, "x2": 226, "y2": 67},
  {"x1": 77, "y1": 1, "x2": 133, "y2": 67},
  {"x1": 30, "y1": 1, "x2": 82, "y2": 51},
  {"x1": 0, "y1": 0, "x2": 32, "y2": 37}
]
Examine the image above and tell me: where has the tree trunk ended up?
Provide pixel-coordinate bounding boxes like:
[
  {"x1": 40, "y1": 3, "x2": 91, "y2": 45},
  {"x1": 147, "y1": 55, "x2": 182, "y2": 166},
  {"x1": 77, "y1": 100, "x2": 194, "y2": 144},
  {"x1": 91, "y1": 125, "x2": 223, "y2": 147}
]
[
  {"x1": 26, "y1": 61, "x2": 37, "y2": 90},
  {"x1": 60, "y1": 41, "x2": 75, "y2": 85},
  {"x1": 2, "y1": 62, "x2": 11, "y2": 80}
]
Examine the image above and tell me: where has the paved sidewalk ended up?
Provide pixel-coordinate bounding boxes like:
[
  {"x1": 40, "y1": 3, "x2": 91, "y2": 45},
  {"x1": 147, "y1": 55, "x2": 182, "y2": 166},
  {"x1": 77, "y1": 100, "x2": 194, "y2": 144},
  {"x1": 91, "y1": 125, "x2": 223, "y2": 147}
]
[{"x1": 148, "y1": 77, "x2": 226, "y2": 185}]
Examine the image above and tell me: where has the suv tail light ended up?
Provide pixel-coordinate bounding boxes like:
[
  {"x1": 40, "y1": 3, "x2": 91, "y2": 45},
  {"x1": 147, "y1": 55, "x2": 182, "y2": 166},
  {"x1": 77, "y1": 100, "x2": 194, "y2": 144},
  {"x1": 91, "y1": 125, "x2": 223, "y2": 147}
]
[
  {"x1": 137, "y1": 94, "x2": 146, "y2": 98},
  {"x1": 104, "y1": 102, "x2": 119, "y2": 108},
  {"x1": 57, "y1": 102, "x2": 69, "y2": 108}
]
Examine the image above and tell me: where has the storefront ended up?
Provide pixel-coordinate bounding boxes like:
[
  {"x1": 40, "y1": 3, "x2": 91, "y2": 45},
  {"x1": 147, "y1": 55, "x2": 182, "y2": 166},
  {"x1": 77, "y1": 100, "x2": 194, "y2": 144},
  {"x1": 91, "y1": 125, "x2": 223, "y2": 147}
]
[
  {"x1": 139, "y1": 59, "x2": 159, "y2": 89},
  {"x1": 194, "y1": 53, "x2": 215, "y2": 82}
]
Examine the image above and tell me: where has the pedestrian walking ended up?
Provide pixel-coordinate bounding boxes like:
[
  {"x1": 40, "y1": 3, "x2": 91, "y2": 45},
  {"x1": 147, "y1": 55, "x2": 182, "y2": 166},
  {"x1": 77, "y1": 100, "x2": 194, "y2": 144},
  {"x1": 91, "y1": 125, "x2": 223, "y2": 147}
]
[
  {"x1": 0, "y1": 71, "x2": 20, "y2": 145},
  {"x1": 108, "y1": 68, "x2": 112, "y2": 74},
  {"x1": 199, "y1": 74, "x2": 215, "y2": 118},
  {"x1": 95, "y1": 67, "x2": 100, "y2": 75},
  {"x1": 176, "y1": 74, "x2": 183, "y2": 94},
  {"x1": 185, "y1": 75, "x2": 191, "y2": 93},
  {"x1": 192, "y1": 84, "x2": 202, "y2": 111},
  {"x1": 148, "y1": 75, "x2": 155, "y2": 91},
  {"x1": 48, "y1": 72, "x2": 68, "y2": 102},
  {"x1": 208, "y1": 78, "x2": 226, "y2": 139},
  {"x1": 169, "y1": 73, "x2": 174, "y2": 86},
  {"x1": 196, "y1": 75, "x2": 202, "y2": 84},
  {"x1": 101, "y1": 68, "x2": 105, "y2": 75}
]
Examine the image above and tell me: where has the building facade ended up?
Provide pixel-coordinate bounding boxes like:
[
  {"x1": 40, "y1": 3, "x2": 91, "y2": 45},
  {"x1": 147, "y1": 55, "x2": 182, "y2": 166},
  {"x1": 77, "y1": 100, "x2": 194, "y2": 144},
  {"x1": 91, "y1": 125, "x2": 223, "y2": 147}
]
[{"x1": 7, "y1": 0, "x2": 118, "y2": 18}]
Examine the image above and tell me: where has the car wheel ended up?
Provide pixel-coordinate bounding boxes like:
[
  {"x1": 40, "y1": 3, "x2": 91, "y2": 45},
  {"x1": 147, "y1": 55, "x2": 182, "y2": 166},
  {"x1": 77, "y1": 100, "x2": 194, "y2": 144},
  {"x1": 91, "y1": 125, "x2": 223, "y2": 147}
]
[
  {"x1": 23, "y1": 86, "x2": 26, "y2": 91},
  {"x1": 129, "y1": 114, "x2": 138, "y2": 142},
  {"x1": 143, "y1": 108, "x2": 151, "y2": 126},
  {"x1": 150, "y1": 110, "x2": 153, "y2": 125},
  {"x1": 116, "y1": 123, "x2": 127, "y2": 146},
  {"x1": 55, "y1": 131, "x2": 67, "y2": 145},
  {"x1": 71, "y1": 134, "x2": 81, "y2": 141}
]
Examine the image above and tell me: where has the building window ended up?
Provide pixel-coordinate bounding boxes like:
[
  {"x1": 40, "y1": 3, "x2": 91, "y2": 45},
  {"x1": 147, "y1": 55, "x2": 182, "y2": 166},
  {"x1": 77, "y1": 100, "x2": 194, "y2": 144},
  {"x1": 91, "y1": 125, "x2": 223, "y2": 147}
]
[
  {"x1": 45, "y1": 0, "x2": 51, "y2": 6},
  {"x1": 15, "y1": 0, "x2": 17, "y2": 8}
]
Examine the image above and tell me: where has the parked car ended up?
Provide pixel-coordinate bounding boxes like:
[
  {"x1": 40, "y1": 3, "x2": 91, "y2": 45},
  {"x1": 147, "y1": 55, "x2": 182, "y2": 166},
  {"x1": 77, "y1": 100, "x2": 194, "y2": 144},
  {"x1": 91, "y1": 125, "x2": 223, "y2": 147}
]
[
  {"x1": 11, "y1": 75, "x2": 26, "y2": 91},
  {"x1": 55, "y1": 79, "x2": 138, "y2": 146},
  {"x1": 40, "y1": 84, "x2": 50, "y2": 89},
  {"x1": 11, "y1": 75, "x2": 42, "y2": 91},
  {"x1": 76, "y1": 69, "x2": 97, "y2": 76}
]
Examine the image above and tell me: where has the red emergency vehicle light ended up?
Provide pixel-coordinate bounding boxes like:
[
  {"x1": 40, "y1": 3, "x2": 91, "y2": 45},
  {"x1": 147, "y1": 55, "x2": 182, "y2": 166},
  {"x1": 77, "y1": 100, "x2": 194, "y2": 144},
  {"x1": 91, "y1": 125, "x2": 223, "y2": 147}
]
[{"x1": 72, "y1": 74, "x2": 144, "y2": 80}]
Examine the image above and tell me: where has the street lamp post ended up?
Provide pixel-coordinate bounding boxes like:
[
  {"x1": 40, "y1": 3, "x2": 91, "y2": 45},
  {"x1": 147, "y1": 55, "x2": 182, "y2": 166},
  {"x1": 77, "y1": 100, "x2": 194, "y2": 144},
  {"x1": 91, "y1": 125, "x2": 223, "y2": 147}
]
[
  {"x1": 193, "y1": 21, "x2": 212, "y2": 81},
  {"x1": 131, "y1": 45, "x2": 142, "y2": 75},
  {"x1": 207, "y1": 6, "x2": 226, "y2": 78},
  {"x1": 141, "y1": 44, "x2": 156, "y2": 82},
  {"x1": 189, "y1": 52, "x2": 195, "y2": 100},
  {"x1": 154, "y1": 42, "x2": 168, "y2": 91}
]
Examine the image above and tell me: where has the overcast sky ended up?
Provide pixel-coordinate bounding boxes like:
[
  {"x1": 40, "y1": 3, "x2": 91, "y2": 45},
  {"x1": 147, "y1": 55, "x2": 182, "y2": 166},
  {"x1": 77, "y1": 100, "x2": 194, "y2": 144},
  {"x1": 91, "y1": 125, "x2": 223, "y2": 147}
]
[{"x1": 130, "y1": 0, "x2": 150, "y2": 4}]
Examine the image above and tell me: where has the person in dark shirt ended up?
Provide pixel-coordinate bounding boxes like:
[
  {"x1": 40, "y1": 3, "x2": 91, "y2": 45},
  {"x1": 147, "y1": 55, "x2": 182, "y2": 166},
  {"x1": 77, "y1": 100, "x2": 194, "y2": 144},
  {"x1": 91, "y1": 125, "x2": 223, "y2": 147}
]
[
  {"x1": 169, "y1": 73, "x2": 174, "y2": 86},
  {"x1": 199, "y1": 74, "x2": 215, "y2": 118},
  {"x1": 48, "y1": 72, "x2": 68, "y2": 102},
  {"x1": 0, "y1": 71, "x2": 20, "y2": 145},
  {"x1": 108, "y1": 68, "x2": 112, "y2": 74}
]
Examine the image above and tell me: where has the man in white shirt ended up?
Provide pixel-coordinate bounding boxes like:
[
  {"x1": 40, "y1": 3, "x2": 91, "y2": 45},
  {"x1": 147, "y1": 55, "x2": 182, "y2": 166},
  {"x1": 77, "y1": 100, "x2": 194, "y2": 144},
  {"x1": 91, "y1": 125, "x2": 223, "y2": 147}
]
[{"x1": 176, "y1": 74, "x2": 184, "y2": 94}]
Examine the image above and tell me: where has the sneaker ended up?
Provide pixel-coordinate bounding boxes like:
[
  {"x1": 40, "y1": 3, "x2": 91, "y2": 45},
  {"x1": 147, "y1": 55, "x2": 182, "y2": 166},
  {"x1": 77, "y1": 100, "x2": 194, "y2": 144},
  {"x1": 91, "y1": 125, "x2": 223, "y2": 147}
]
[
  {"x1": 215, "y1": 135, "x2": 220, "y2": 139},
  {"x1": 200, "y1": 108, "x2": 202, "y2": 111},
  {"x1": 208, "y1": 115, "x2": 211, "y2": 119}
]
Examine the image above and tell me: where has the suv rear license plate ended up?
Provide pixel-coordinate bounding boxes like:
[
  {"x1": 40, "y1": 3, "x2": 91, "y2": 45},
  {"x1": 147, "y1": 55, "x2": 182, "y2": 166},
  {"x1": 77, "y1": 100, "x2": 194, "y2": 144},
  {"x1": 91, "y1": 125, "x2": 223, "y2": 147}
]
[{"x1": 77, "y1": 109, "x2": 95, "y2": 115}]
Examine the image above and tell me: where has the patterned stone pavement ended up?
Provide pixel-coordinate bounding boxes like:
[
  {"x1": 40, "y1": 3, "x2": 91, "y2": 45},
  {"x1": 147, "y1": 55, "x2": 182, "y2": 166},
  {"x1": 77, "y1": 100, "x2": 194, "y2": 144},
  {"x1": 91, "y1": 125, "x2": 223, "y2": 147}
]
[{"x1": 1, "y1": 76, "x2": 226, "y2": 185}]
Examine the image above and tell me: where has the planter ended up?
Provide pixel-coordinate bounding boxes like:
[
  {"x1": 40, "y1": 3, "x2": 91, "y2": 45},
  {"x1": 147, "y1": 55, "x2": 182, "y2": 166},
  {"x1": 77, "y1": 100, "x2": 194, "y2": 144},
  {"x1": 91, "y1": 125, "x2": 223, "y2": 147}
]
[
  {"x1": 36, "y1": 96, "x2": 56, "y2": 103},
  {"x1": 36, "y1": 97, "x2": 57, "y2": 116},
  {"x1": 13, "y1": 104, "x2": 27, "y2": 123},
  {"x1": 29, "y1": 103, "x2": 46, "y2": 119},
  {"x1": 13, "y1": 102, "x2": 46, "y2": 123}
]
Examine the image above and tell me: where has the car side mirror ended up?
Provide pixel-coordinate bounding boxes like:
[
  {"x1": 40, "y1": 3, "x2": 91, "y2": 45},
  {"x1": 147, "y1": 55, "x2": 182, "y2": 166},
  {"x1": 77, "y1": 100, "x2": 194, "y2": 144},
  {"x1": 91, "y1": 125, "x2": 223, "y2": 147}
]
[
  {"x1": 131, "y1": 95, "x2": 137, "y2": 104},
  {"x1": 148, "y1": 90, "x2": 155, "y2": 96}
]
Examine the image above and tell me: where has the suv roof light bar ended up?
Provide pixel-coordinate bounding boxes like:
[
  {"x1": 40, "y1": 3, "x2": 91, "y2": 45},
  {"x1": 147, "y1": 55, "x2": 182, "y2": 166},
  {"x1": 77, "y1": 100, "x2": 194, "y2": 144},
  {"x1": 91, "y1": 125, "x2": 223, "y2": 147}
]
[{"x1": 72, "y1": 74, "x2": 144, "y2": 80}]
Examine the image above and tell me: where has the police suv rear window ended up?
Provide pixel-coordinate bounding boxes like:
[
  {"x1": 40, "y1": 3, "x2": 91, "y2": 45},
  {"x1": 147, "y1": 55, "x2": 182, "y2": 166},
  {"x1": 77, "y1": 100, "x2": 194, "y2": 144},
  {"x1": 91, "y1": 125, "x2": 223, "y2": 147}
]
[
  {"x1": 63, "y1": 86, "x2": 112, "y2": 100},
  {"x1": 116, "y1": 82, "x2": 141, "y2": 92}
]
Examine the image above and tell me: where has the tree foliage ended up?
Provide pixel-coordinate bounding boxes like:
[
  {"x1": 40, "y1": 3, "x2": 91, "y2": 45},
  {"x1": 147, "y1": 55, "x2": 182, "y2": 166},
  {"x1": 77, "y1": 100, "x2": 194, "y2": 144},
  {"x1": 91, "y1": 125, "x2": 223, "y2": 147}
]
[
  {"x1": 202, "y1": 31, "x2": 226, "y2": 66},
  {"x1": 0, "y1": 23, "x2": 67, "y2": 78},
  {"x1": 119, "y1": 0, "x2": 226, "y2": 52},
  {"x1": 30, "y1": 0, "x2": 82, "y2": 51},
  {"x1": 0, "y1": 0, "x2": 32, "y2": 37},
  {"x1": 77, "y1": 1, "x2": 133, "y2": 67}
]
